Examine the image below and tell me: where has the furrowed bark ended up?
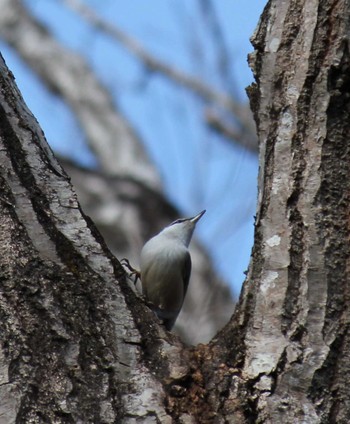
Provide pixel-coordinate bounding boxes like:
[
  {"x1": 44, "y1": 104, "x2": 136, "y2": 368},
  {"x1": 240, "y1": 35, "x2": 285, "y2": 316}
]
[
  {"x1": 0, "y1": 53, "x2": 188, "y2": 423},
  {"x1": 211, "y1": 0, "x2": 350, "y2": 422}
]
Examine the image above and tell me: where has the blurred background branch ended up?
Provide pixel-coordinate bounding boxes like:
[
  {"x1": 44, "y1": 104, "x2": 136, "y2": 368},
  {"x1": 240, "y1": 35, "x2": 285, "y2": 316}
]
[{"x1": 62, "y1": 0, "x2": 257, "y2": 152}]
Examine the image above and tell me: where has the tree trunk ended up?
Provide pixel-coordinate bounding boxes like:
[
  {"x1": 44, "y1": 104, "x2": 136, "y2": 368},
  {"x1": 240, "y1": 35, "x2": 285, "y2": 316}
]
[
  {"x1": 1, "y1": 0, "x2": 350, "y2": 423},
  {"x1": 238, "y1": 0, "x2": 350, "y2": 421}
]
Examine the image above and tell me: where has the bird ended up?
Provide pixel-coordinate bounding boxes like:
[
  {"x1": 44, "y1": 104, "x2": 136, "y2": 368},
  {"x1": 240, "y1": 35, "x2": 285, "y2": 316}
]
[{"x1": 140, "y1": 210, "x2": 206, "y2": 330}]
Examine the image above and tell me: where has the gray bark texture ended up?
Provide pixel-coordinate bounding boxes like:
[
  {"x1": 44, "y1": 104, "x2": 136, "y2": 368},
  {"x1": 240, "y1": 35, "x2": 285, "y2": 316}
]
[{"x1": 1, "y1": 0, "x2": 350, "y2": 423}]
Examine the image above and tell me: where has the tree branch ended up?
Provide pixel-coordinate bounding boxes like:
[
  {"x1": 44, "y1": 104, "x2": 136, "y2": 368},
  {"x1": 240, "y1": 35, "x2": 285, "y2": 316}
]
[{"x1": 62, "y1": 0, "x2": 258, "y2": 152}]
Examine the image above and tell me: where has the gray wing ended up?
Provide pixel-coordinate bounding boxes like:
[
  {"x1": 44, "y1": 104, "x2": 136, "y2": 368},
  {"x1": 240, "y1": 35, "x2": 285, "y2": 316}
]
[
  {"x1": 182, "y1": 250, "x2": 192, "y2": 299},
  {"x1": 162, "y1": 253, "x2": 191, "y2": 331}
]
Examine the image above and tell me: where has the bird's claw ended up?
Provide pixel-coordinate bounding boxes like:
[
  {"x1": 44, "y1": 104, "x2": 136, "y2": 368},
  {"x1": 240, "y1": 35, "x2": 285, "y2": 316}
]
[{"x1": 121, "y1": 258, "x2": 141, "y2": 284}]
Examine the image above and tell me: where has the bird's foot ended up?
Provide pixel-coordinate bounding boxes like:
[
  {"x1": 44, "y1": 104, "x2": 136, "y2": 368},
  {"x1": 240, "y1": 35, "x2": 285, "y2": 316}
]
[{"x1": 120, "y1": 258, "x2": 141, "y2": 284}]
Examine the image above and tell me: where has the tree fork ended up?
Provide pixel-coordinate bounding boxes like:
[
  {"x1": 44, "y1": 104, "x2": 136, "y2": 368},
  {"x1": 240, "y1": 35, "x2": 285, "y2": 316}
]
[{"x1": 1, "y1": 0, "x2": 350, "y2": 422}]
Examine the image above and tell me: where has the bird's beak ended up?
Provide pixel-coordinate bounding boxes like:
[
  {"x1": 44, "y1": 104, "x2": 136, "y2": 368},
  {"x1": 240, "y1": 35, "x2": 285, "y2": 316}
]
[{"x1": 190, "y1": 210, "x2": 206, "y2": 223}]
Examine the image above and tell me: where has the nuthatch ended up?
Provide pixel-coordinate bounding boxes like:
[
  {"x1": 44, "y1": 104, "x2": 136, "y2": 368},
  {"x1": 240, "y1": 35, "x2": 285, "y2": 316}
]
[{"x1": 140, "y1": 210, "x2": 206, "y2": 330}]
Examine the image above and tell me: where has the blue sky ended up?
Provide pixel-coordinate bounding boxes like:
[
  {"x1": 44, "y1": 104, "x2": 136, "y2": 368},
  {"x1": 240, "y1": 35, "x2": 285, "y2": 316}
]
[{"x1": 1, "y1": 0, "x2": 266, "y2": 295}]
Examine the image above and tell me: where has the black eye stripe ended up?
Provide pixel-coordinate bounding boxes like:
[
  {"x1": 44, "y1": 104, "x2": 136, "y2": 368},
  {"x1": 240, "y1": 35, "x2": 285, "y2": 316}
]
[{"x1": 171, "y1": 218, "x2": 187, "y2": 225}]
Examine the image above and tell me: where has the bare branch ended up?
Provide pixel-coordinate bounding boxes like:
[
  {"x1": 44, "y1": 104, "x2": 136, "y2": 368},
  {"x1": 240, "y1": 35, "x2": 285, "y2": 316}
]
[
  {"x1": 62, "y1": 0, "x2": 258, "y2": 151},
  {"x1": 205, "y1": 109, "x2": 257, "y2": 153}
]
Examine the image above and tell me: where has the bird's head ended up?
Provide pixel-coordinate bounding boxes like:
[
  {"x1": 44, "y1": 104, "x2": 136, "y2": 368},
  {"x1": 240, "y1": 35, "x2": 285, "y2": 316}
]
[{"x1": 161, "y1": 210, "x2": 206, "y2": 246}]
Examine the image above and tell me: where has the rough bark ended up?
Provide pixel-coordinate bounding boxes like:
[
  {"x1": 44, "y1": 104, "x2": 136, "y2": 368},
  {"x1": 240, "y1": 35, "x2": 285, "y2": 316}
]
[
  {"x1": 228, "y1": 0, "x2": 350, "y2": 421},
  {"x1": 1, "y1": 0, "x2": 350, "y2": 423},
  {"x1": 0, "y1": 52, "x2": 187, "y2": 423}
]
